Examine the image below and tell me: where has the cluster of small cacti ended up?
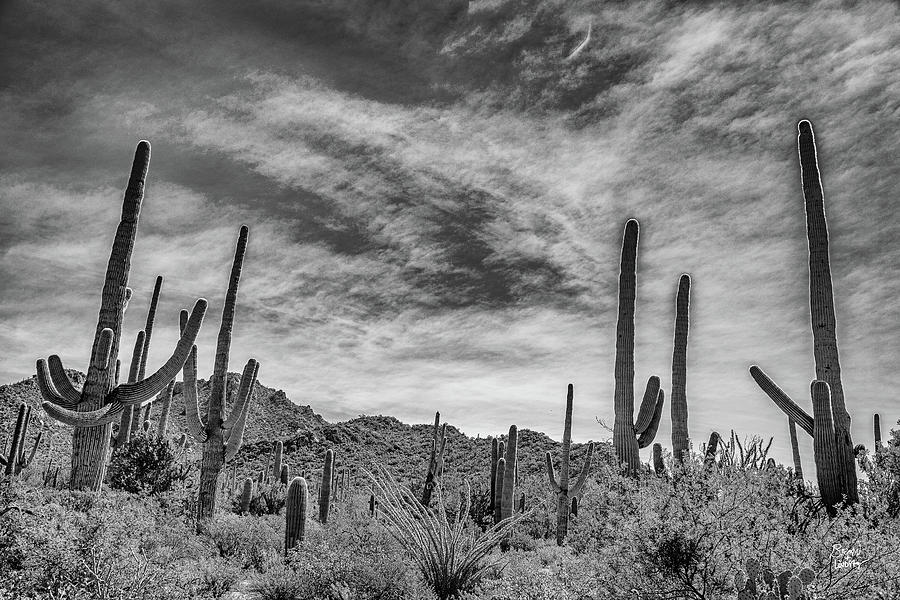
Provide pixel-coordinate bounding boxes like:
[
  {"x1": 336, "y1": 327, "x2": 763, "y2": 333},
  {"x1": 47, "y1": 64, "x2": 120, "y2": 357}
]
[{"x1": 734, "y1": 558, "x2": 816, "y2": 600}]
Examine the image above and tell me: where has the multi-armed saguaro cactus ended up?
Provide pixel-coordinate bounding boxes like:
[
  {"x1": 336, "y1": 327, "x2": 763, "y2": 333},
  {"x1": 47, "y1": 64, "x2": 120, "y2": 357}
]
[
  {"x1": 37, "y1": 141, "x2": 208, "y2": 491},
  {"x1": 186, "y1": 225, "x2": 259, "y2": 524},
  {"x1": 671, "y1": 274, "x2": 691, "y2": 463},
  {"x1": 319, "y1": 448, "x2": 334, "y2": 523},
  {"x1": 545, "y1": 384, "x2": 595, "y2": 546},
  {"x1": 749, "y1": 120, "x2": 858, "y2": 510},
  {"x1": 1, "y1": 404, "x2": 42, "y2": 477},
  {"x1": 421, "y1": 411, "x2": 448, "y2": 506},
  {"x1": 285, "y1": 477, "x2": 309, "y2": 551},
  {"x1": 612, "y1": 220, "x2": 666, "y2": 476}
]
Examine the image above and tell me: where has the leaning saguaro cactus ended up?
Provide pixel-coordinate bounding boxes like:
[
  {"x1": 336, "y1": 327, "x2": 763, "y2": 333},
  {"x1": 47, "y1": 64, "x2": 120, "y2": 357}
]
[
  {"x1": 36, "y1": 141, "x2": 208, "y2": 491},
  {"x1": 671, "y1": 274, "x2": 691, "y2": 463},
  {"x1": 421, "y1": 411, "x2": 448, "y2": 506},
  {"x1": 545, "y1": 384, "x2": 595, "y2": 546},
  {"x1": 285, "y1": 477, "x2": 308, "y2": 551},
  {"x1": 749, "y1": 120, "x2": 858, "y2": 509},
  {"x1": 612, "y1": 220, "x2": 666, "y2": 476},
  {"x1": 186, "y1": 225, "x2": 259, "y2": 525}
]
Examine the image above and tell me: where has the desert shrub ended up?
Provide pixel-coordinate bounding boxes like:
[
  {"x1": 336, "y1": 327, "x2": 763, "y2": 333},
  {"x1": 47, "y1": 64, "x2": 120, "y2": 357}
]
[
  {"x1": 480, "y1": 544, "x2": 600, "y2": 600},
  {"x1": 205, "y1": 512, "x2": 281, "y2": 571},
  {"x1": 8, "y1": 486, "x2": 201, "y2": 599},
  {"x1": 192, "y1": 556, "x2": 248, "y2": 598},
  {"x1": 108, "y1": 434, "x2": 193, "y2": 495},
  {"x1": 229, "y1": 480, "x2": 287, "y2": 516}
]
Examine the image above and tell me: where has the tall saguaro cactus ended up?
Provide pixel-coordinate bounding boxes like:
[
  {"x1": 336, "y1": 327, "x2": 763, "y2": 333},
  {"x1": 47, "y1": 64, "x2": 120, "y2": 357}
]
[
  {"x1": 545, "y1": 384, "x2": 595, "y2": 546},
  {"x1": 421, "y1": 411, "x2": 448, "y2": 506},
  {"x1": 187, "y1": 226, "x2": 259, "y2": 525},
  {"x1": 319, "y1": 448, "x2": 334, "y2": 523},
  {"x1": 749, "y1": 121, "x2": 858, "y2": 509},
  {"x1": 37, "y1": 142, "x2": 208, "y2": 491},
  {"x1": 612, "y1": 220, "x2": 666, "y2": 476},
  {"x1": 671, "y1": 274, "x2": 691, "y2": 463}
]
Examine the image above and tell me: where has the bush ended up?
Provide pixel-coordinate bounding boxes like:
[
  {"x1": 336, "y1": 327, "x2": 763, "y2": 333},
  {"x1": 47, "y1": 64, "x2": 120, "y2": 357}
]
[{"x1": 108, "y1": 434, "x2": 193, "y2": 495}]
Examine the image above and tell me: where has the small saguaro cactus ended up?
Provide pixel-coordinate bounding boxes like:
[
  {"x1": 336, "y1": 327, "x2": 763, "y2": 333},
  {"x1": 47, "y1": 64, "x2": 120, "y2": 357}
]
[
  {"x1": 319, "y1": 448, "x2": 334, "y2": 523},
  {"x1": 36, "y1": 141, "x2": 209, "y2": 492},
  {"x1": 239, "y1": 478, "x2": 253, "y2": 514},
  {"x1": 369, "y1": 492, "x2": 377, "y2": 517},
  {"x1": 652, "y1": 443, "x2": 666, "y2": 476},
  {"x1": 272, "y1": 440, "x2": 283, "y2": 482},
  {"x1": 499, "y1": 425, "x2": 518, "y2": 522},
  {"x1": 493, "y1": 457, "x2": 506, "y2": 524},
  {"x1": 671, "y1": 274, "x2": 691, "y2": 463},
  {"x1": 421, "y1": 412, "x2": 448, "y2": 506},
  {"x1": 874, "y1": 413, "x2": 882, "y2": 455},
  {"x1": 280, "y1": 464, "x2": 290, "y2": 485},
  {"x1": 285, "y1": 477, "x2": 309, "y2": 552},
  {"x1": 703, "y1": 432, "x2": 720, "y2": 469},
  {"x1": 490, "y1": 439, "x2": 505, "y2": 517},
  {"x1": 545, "y1": 384, "x2": 595, "y2": 546},
  {"x1": 749, "y1": 121, "x2": 858, "y2": 509},
  {"x1": 1, "y1": 404, "x2": 42, "y2": 476},
  {"x1": 789, "y1": 417, "x2": 803, "y2": 480},
  {"x1": 185, "y1": 226, "x2": 259, "y2": 526}
]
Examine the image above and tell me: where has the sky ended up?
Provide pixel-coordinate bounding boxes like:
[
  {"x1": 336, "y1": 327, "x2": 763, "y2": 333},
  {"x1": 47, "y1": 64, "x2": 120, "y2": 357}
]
[{"x1": 2, "y1": 0, "x2": 900, "y2": 477}]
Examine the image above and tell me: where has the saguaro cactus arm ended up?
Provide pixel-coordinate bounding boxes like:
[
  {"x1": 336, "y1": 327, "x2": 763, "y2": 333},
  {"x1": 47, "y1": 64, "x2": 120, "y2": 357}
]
[
  {"x1": 634, "y1": 376, "x2": 661, "y2": 434},
  {"x1": 47, "y1": 356, "x2": 82, "y2": 405},
  {"x1": 224, "y1": 359, "x2": 259, "y2": 461},
  {"x1": 36, "y1": 360, "x2": 74, "y2": 408},
  {"x1": 40, "y1": 300, "x2": 207, "y2": 428},
  {"x1": 637, "y1": 388, "x2": 664, "y2": 449},
  {"x1": 749, "y1": 365, "x2": 814, "y2": 436},
  {"x1": 112, "y1": 299, "x2": 208, "y2": 405},
  {"x1": 569, "y1": 442, "x2": 595, "y2": 497}
]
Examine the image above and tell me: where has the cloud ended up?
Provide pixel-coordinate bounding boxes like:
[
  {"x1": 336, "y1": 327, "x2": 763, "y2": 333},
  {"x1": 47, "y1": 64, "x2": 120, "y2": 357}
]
[{"x1": 4, "y1": 0, "x2": 900, "y2": 481}]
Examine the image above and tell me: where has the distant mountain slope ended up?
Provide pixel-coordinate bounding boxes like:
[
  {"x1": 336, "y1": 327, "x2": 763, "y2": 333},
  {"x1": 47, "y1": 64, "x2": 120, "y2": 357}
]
[{"x1": 0, "y1": 371, "x2": 606, "y2": 488}]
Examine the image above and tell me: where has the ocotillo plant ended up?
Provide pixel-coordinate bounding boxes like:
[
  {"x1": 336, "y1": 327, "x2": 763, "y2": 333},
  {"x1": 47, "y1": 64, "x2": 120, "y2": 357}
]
[
  {"x1": 671, "y1": 274, "x2": 691, "y2": 463},
  {"x1": 421, "y1": 411, "x2": 448, "y2": 506},
  {"x1": 273, "y1": 440, "x2": 283, "y2": 482},
  {"x1": 319, "y1": 448, "x2": 334, "y2": 523},
  {"x1": 285, "y1": 477, "x2": 308, "y2": 551},
  {"x1": 185, "y1": 226, "x2": 259, "y2": 525},
  {"x1": 789, "y1": 417, "x2": 803, "y2": 480},
  {"x1": 37, "y1": 141, "x2": 208, "y2": 491},
  {"x1": 1, "y1": 404, "x2": 41, "y2": 477},
  {"x1": 545, "y1": 384, "x2": 594, "y2": 546},
  {"x1": 749, "y1": 121, "x2": 858, "y2": 508},
  {"x1": 612, "y1": 220, "x2": 665, "y2": 476}
]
